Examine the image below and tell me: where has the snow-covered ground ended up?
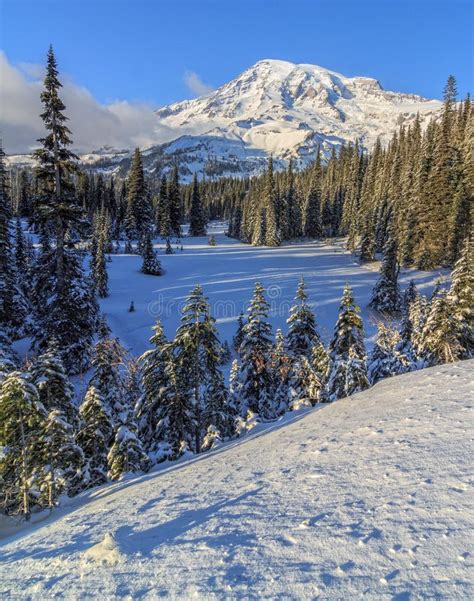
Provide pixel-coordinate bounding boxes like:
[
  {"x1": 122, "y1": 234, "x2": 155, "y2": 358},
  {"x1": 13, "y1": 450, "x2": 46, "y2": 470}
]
[
  {"x1": 1, "y1": 360, "x2": 472, "y2": 599},
  {"x1": 98, "y1": 222, "x2": 445, "y2": 361}
]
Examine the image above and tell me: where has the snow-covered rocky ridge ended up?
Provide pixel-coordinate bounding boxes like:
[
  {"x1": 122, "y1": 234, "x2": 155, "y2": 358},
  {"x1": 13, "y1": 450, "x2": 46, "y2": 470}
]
[
  {"x1": 1, "y1": 360, "x2": 472, "y2": 599},
  {"x1": 7, "y1": 59, "x2": 442, "y2": 180}
]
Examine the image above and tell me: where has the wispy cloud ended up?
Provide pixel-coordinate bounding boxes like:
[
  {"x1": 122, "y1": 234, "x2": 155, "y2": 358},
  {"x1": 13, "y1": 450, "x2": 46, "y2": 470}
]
[
  {"x1": 0, "y1": 51, "x2": 191, "y2": 154},
  {"x1": 183, "y1": 70, "x2": 214, "y2": 97}
]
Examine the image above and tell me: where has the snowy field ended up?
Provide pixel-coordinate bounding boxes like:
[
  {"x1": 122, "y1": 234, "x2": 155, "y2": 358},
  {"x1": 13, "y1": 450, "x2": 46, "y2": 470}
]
[
  {"x1": 98, "y1": 222, "x2": 445, "y2": 364},
  {"x1": 0, "y1": 360, "x2": 472, "y2": 599}
]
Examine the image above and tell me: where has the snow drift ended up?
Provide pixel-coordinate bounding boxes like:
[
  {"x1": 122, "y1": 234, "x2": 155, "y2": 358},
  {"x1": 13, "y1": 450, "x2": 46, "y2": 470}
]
[{"x1": 0, "y1": 360, "x2": 473, "y2": 599}]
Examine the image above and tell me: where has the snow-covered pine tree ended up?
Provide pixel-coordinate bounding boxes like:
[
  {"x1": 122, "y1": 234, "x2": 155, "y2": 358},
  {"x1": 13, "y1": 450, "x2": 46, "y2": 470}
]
[
  {"x1": 136, "y1": 319, "x2": 175, "y2": 460},
  {"x1": 107, "y1": 386, "x2": 151, "y2": 483},
  {"x1": 77, "y1": 385, "x2": 113, "y2": 488},
  {"x1": 37, "y1": 409, "x2": 84, "y2": 507},
  {"x1": 287, "y1": 277, "x2": 320, "y2": 358},
  {"x1": 420, "y1": 288, "x2": 463, "y2": 365},
  {"x1": 201, "y1": 370, "x2": 234, "y2": 451},
  {"x1": 107, "y1": 425, "x2": 150, "y2": 480},
  {"x1": 125, "y1": 148, "x2": 151, "y2": 242},
  {"x1": 311, "y1": 341, "x2": 331, "y2": 402},
  {"x1": 368, "y1": 322, "x2": 411, "y2": 384},
  {"x1": 30, "y1": 345, "x2": 78, "y2": 427},
  {"x1": 448, "y1": 235, "x2": 473, "y2": 357},
  {"x1": 329, "y1": 285, "x2": 366, "y2": 360},
  {"x1": 237, "y1": 282, "x2": 275, "y2": 420},
  {"x1": 168, "y1": 285, "x2": 230, "y2": 452},
  {"x1": 0, "y1": 372, "x2": 46, "y2": 518},
  {"x1": 90, "y1": 337, "x2": 127, "y2": 425},
  {"x1": 287, "y1": 356, "x2": 323, "y2": 409},
  {"x1": 141, "y1": 230, "x2": 162, "y2": 276},
  {"x1": 189, "y1": 174, "x2": 207, "y2": 236},
  {"x1": 369, "y1": 231, "x2": 401, "y2": 314},
  {"x1": 271, "y1": 328, "x2": 291, "y2": 414},
  {"x1": 32, "y1": 47, "x2": 99, "y2": 373},
  {"x1": 327, "y1": 285, "x2": 369, "y2": 400}
]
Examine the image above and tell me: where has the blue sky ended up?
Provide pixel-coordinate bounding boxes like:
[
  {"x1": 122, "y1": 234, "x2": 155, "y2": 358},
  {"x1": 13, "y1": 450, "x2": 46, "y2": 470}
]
[{"x1": 2, "y1": 0, "x2": 473, "y2": 105}]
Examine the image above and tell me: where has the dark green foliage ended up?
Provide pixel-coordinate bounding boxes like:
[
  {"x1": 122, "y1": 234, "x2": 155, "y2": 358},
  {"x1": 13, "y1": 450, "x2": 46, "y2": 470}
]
[
  {"x1": 141, "y1": 231, "x2": 162, "y2": 276},
  {"x1": 369, "y1": 232, "x2": 401, "y2": 314},
  {"x1": 189, "y1": 175, "x2": 207, "y2": 236}
]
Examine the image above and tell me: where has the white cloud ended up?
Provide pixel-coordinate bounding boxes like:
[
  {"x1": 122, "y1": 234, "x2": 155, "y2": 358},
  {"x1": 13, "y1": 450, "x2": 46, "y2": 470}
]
[
  {"x1": 183, "y1": 70, "x2": 214, "y2": 97},
  {"x1": 0, "y1": 51, "x2": 185, "y2": 154}
]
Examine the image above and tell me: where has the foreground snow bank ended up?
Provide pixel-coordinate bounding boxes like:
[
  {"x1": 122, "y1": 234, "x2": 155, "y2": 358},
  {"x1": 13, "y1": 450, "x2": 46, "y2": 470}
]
[{"x1": 1, "y1": 361, "x2": 473, "y2": 599}]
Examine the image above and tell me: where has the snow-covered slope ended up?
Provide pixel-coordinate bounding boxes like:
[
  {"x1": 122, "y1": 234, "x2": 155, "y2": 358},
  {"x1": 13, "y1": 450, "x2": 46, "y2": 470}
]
[
  {"x1": 1, "y1": 361, "x2": 472, "y2": 599},
  {"x1": 6, "y1": 59, "x2": 442, "y2": 180}
]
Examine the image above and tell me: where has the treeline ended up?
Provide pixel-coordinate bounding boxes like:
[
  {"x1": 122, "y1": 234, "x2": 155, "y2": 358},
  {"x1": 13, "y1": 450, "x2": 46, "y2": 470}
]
[
  {"x1": 226, "y1": 76, "x2": 472, "y2": 271},
  {"x1": 1, "y1": 241, "x2": 472, "y2": 518}
]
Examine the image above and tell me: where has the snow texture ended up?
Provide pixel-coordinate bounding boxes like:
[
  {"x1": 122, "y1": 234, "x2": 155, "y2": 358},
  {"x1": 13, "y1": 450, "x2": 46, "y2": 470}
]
[
  {"x1": 95, "y1": 224, "x2": 446, "y2": 362},
  {"x1": 0, "y1": 360, "x2": 472, "y2": 598}
]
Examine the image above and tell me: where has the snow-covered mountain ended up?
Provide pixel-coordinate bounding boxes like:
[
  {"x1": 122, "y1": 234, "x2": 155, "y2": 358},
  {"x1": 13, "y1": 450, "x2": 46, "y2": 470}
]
[
  {"x1": 151, "y1": 59, "x2": 441, "y2": 176},
  {"x1": 1, "y1": 360, "x2": 472, "y2": 598},
  {"x1": 7, "y1": 59, "x2": 442, "y2": 180}
]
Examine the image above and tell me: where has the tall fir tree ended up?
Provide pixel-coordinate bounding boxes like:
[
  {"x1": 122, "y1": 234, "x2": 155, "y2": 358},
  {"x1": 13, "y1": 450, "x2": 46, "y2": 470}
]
[
  {"x1": 125, "y1": 148, "x2": 152, "y2": 242},
  {"x1": 167, "y1": 285, "x2": 231, "y2": 452},
  {"x1": 369, "y1": 230, "x2": 401, "y2": 314},
  {"x1": 448, "y1": 234, "x2": 473, "y2": 357},
  {"x1": 420, "y1": 288, "x2": 463, "y2": 365},
  {"x1": 237, "y1": 282, "x2": 276, "y2": 419},
  {"x1": 368, "y1": 322, "x2": 411, "y2": 384},
  {"x1": 30, "y1": 346, "x2": 78, "y2": 426},
  {"x1": 136, "y1": 319, "x2": 175, "y2": 460},
  {"x1": 304, "y1": 153, "x2": 323, "y2": 238},
  {"x1": 287, "y1": 277, "x2": 320, "y2": 358},
  {"x1": 264, "y1": 157, "x2": 280, "y2": 246},
  {"x1": 77, "y1": 385, "x2": 113, "y2": 488},
  {"x1": 37, "y1": 409, "x2": 84, "y2": 507},
  {"x1": 168, "y1": 166, "x2": 182, "y2": 238},
  {"x1": 188, "y1": 174, "x2": 207, "y2": 236},
  {"x1": 141, "y1": 230, "x2": 162, "y2": 276},
  {"x1": 0, "y1": 372, "x2": 46, "y2": 518},
  {"x1": 32, "y1": 47, "x2": 98, "y2": 372},
  {"x1": 327, "y1": 285, "x2": 369, "y2": 400}
]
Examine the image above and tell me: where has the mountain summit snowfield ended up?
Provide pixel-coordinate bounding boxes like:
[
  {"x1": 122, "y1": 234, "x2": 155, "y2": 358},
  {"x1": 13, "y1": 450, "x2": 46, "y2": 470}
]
[{"x1": 1, "y1": 361, "x2": 472, "y2": 599}]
